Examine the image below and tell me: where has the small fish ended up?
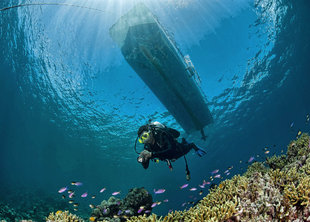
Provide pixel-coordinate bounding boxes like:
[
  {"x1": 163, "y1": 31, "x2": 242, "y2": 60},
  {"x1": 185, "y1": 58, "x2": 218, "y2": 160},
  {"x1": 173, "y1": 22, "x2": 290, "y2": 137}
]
[
  {"x1": 67, "y1": 190, "x2": 73, "y2": 194},
  {"x1": 199, "y1": 190, "x2": 203, "y2": 195},
  {"x1": 265, "y1": 150, "x2": 270, "y2": 154},
  {"x1": 81, "y1": 192, "x2": 88, "y2": 198},
  {"x1": 91, "y1": 195, "x2": 96, "y2": 199},
  {"x1": 211, "y1": 169, "x2": 219, "y2": 174},
  {"x1": 168, "y1": 209, "x2": 172, "y2": 213},
  {"x1": 156, "y1": 201, "x2": 162, "y2": 205},
  {"x1": 219, "y1": 184, "x2": 224, "y2": 189},
  {"x1": 125, "y1": 210, "x2": 131, "y2": 214},
  {"x1": 151, "y1": 202, "x2": 157, "y2": 208},
  {"x1": 89, "y1": 204, "x2": 95, "y2": 209},
  {"x1": 187, "y1": 201, "x2": 195, "y2": 204},
  {"x1": 180, "y1": 184, "x2": 189, "y2": 189},
  {"x1": 198, "y1": 184, "x2": 205, "y2": 189},
  {"x1": 89, "y1": 217, "x2": 95, "y2": 222},
  {"x1": 68, "y1": 200, "x2": 74, "y2": 204},
  {"x1": 248, "y1": 156, "x2": 255, "y2": 163},
  {"x1": 61, "y1": 195, "x2": 65, "y2": 199},
  {"x1": 144, "y1": 210, "x2": 151, "y2": 213},
  {"x1": 228, "y1": 166, "x2": 233, "y2": 170},
  {"x1": 181, "y1": 202, "x2": 186, "y2": 207},
  {"x1": 117, "y1": 210, "x2": 122, "y2": 215},
  {"x1": 56, "y1": 210, "x2": 62, "y2": 215},
  {"x1": 239, "y1": 160, "x2": 242, "y2": 163},
  {"x1": 297, "y1": 131, "x2": 302, "y2": 136},
  {"x1": 103, "y1": 208, "x2": 108, "y2": 214},
  {"x1": 214, "y1": 174, "x2": 221, "y2": 178},
  {"x1": 73, "y1": 203, "x2": 79, "y2": 207},
  {"x1": 113, "y1": 215, "x2": 119, "y2": 218},
  {"x1": 71, "y1": 182, "x2": 83, "y2": 186},
  {"x1": 112, "y1": 191, "x2": 120, "y2": 196},
  {"x1": 290, "y1": 122, "x2": 294, "y2": 128},
  {"x1": 69, "y1": 192, "x2": 74, "y2": 198},
  {"x1": 163, "y1": 199, "x2": 169, "y2": 202},
  {"x1": 189, "y1": 187, "x2": 197, "y2": 191},
  {"x1": 224, "y1": 170, "x2": 229, "y2": 174},
  {"x1": 100, "y1": 187, "x2": 106, "y2": 193},
  {"x1": 154, "y1": 189, "x2": 166, "y2": 194},
  {"x1": 226, "y1": 172, "x2": 230, "y2": 176},
  {"x1": 73, "y1": 208, "x2": 78, "y2": 211},
  {"x1": 137, "y1": 208, "x2": 144, "y2": 213},
  {"x1": 58, "y1": 187, "x2": 67, "y2": 193}
]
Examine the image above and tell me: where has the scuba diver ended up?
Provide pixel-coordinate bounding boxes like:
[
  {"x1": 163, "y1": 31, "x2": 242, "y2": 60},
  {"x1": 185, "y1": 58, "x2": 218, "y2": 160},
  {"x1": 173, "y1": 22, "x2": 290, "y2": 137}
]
[{"x1": 134, "y1": 121, "x2": 207, "y2": 180}]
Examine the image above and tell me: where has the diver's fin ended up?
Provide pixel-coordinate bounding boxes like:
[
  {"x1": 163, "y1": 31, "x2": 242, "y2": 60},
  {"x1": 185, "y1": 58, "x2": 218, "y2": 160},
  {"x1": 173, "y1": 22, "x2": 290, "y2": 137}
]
[
  {"x1": 195, "y1": 149, "x2": 206, "y2": 157},
  {"x1": 192, "y1": 144, "x2": 207, "y2": 157}
]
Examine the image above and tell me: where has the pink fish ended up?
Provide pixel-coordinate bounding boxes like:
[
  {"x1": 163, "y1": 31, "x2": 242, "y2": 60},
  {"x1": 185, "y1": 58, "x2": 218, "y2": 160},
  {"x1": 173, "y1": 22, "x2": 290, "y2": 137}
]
[
  {"x1": 226, "y1": 172, "x2": 230, "y2": 176},
  {"x1": 100, "y1": 187, "x2": 106, "y2": 193},
  {"x1": 224, "y1": 170, "x2": 229, "y2": 174},
  {"x1": 163, "y1": 199, "x2": 169, "y2": 202},
  {"x1": 198, "y1": 184, "x2": 205, "y2": 189},
  {"x1": 180, "y1": 184, "x2": 189, "y2": 189},
  {"x1": 58, "y1": 187, "x2": 67, "y2": 193},
  {"x1": 154, "y1": 189, "x2": 165, "y2": 194},
  {"x1": 189, "y1": 187, "x2": 197, "y2": 191},
  {"x1": 81, "y1": 192, "x2": 88, "y2": 198},
  {"x1": 125, "y1": 210, "x2": 131, "y2": 214},
  {"x1": 214, "y1": 174, "x2": 221, "y2": 178},
  {"x1": 137, "y1": 208, "x2": 144, "y2": 213},
  {"x1": 211, "y1": 169, "x2": 219, "y2": 175},
  {"x1": 248, "y1": 156, "x2": 255, "y2": 163},
  {"x1": 145, "y1": 210, "x2": 151, "y2": 213},
  {"x1": 168, "y1": 209, "x2": 172, "y2": 213},
  {"x1": 112, "y1": 191, "x2": 120, "y2": 196},
  {"x1": 202, "y1": 180, "x2": 208, "y2": 185},
  {"x1": 151, "y1": 202, "x2": 157, "y2": 208},
  {"x1": 181, "y1": 202, "x2": 186, "y2": 207},
  {"x1": 69, "y1": 192, "x2": 75, "y2": 198}
]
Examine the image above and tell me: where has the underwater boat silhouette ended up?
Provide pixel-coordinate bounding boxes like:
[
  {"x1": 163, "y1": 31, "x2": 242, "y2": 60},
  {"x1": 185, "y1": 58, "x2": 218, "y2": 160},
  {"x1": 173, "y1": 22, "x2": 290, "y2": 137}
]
[{"x1": 110, "y1": 3, "x2": 212, "y2": 139}]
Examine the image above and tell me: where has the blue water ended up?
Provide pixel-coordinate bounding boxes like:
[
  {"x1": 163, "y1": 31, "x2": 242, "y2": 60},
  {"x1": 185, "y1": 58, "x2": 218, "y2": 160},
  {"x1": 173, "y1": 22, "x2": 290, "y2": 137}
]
[{"x1": 0, "y1": 0, "x2": 309, "y2": 220}]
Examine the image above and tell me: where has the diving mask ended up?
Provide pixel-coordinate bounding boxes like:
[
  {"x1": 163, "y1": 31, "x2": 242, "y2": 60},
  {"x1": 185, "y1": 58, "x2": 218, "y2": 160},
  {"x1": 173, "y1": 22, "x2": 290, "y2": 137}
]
[{"x1": 138, "y1": 131, "x2": 151, "y2": 144}]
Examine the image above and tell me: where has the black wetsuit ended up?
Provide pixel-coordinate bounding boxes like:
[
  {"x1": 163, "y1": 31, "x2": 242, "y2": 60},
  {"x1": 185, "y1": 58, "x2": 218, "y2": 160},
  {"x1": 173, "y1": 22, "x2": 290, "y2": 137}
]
[{"x1": 144, "y1": 127, "x2": 193, "y2": 161}]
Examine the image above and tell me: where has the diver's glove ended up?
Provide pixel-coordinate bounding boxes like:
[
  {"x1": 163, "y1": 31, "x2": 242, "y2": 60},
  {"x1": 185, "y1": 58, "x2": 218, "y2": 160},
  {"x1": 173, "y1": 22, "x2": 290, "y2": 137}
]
[{"x1": 137, "y1": 150, "x2": 152, "y2": 169}]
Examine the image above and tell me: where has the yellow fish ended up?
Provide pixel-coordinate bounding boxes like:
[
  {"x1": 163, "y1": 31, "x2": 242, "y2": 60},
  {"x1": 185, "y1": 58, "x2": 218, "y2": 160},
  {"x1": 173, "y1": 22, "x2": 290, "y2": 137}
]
[
  {"x1": 265, "y1": 150, "x2": 270, "y2": 154},
  {"x1": 56, "y1": 210, "x2": 62, "y2": 215},
  {"x1": 89, "y1": 216, "x2": 96, "y2": 221},
  {"x1": 298, "y1": 131, "x2": 302, "y2": 136}
]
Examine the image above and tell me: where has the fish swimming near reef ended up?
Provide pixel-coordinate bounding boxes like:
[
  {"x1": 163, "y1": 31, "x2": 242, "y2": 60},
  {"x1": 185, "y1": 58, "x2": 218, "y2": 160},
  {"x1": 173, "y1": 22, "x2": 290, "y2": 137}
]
[
  {"x1": 247, "y1": 156, "x2": 255, "y2": 163},
  {"x1": 58, "y1": 187, "x2": 67, "y2": 193},
  {"x1": 81, "y1": 192, "x2": 88, "y2": 198},
  {"x1": 112, "y1": 191, "x2": 120, "y2": 196},
  {"x1": 154, "y1": 189, "x2": 166, "y2": 194},
  {"x1": 100, "y1": 187, "x2": 106, "y2": 193},
  {"x1": 71, "y1": 182, "x2": 83, "y2": 186},
  {"x1": 211, "y1": 169, "x2": 219, "y2": 175},
  {"x1": 180, "y1": 184, "x2": 188, "y2": 189}
]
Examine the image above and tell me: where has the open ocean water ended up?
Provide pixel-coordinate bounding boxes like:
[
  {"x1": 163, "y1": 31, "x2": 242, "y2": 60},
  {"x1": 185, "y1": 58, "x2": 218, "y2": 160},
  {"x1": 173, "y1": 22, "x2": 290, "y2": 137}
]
[{"x1": 0, "y1": 0, "x2": 309, "y2": 221}]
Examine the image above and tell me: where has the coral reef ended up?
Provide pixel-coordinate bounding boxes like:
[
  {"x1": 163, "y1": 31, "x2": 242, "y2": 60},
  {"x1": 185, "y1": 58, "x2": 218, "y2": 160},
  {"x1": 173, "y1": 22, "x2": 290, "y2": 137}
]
[
  {"x1": 47, "y1": 133, "x2": 310, "y2": 221},
  {"x1": 46, "y1": 210, "x2": 84, "y2": 221},
  {"x1": 126, "y1": 133, "x2": 310, "y2": 222},
  {"x1": 91, "y1": 187, "x2": 153, "y2": 222}
]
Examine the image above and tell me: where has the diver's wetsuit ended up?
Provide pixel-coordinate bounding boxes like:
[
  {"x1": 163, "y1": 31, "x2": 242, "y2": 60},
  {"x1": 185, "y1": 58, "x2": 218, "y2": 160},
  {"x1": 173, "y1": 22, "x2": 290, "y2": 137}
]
[{"x1": 142, "y1": 126, "x2": 194, "y2": 169}]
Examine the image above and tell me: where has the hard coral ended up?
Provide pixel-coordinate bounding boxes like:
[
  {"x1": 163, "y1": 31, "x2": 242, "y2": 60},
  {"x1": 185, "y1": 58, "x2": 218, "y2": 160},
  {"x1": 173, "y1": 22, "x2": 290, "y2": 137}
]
[{"x1": 46, "y1": 210, "x2": 83, "y2": 222}]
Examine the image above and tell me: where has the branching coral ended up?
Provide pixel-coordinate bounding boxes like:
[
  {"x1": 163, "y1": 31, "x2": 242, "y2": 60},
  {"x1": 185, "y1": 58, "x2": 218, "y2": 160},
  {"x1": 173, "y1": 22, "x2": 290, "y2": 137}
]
[{"x1": 46, "y1": 210, "x2": 83, "y2": 222}]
